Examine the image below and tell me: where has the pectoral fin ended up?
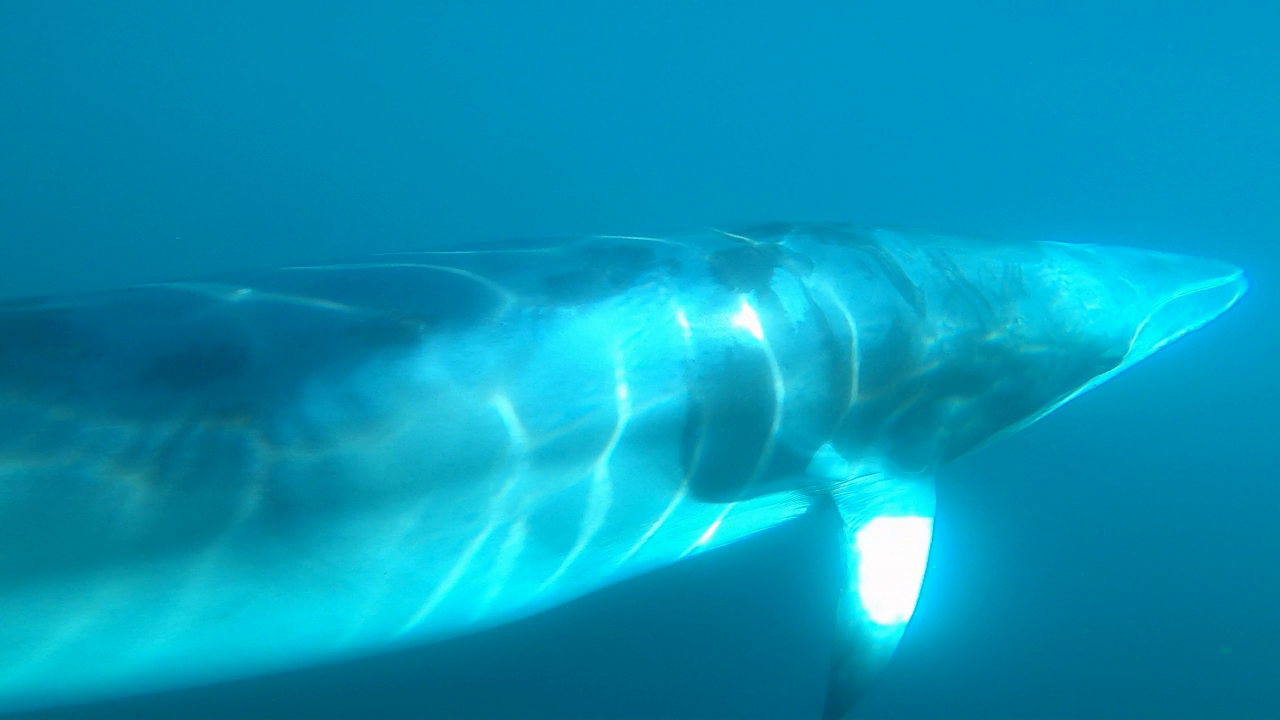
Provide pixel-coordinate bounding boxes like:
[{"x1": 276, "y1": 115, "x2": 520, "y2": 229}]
[{"x1": 820, "y1": 467, "x2": 935, "y2": 719}]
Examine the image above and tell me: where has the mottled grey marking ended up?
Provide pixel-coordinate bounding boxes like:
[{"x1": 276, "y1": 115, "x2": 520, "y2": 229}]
[
  {"x1": 541, "y1": 243, "x2": 661, "y2": 306},
  {"x1": 923, "y1": 246, "x2": 1004, "y2": 331},
  {"x1": 705, "y1": 241, "x2": 816, "y2": 294},
  {"x1": 744, "y1": 221, "x2": 929, "y2": 317}
]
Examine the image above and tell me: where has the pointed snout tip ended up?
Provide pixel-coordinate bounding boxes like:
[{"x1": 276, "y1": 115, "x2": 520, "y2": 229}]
[
  {"x1": 1189, "y1": 254, "x2": 1249, "y2": 310},
  {"x1": 1124, "y1": 245, "x2": 1249, "y2": 309},
  {"x1": 1228, "y1": 263, "x2": 1249, "y2": 298}
]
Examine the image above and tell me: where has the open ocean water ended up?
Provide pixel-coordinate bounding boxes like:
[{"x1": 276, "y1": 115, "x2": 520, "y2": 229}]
[{"x1": 1, "y1": 2, "x2": 1276, "y2": 718}]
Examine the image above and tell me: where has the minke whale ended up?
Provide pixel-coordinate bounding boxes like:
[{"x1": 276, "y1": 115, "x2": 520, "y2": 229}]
[{"x1": 0, "y1": 223, "x2": 1248, "y2": 717}]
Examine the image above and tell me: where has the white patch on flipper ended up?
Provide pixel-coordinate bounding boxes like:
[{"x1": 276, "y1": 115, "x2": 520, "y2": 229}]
[{"x1": 854, "y1": 515, "x2": 932, "y2": 627}]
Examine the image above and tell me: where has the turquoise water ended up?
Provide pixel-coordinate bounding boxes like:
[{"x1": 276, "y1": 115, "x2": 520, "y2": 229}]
[{"x1": 2, "y1": 2, "x2": 1276, "y2": 718}]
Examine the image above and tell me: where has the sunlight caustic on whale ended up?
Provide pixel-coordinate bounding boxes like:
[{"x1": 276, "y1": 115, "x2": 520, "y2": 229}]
[{"x1": 0, "y1": 223, "x2": 1247, "y2": 718}]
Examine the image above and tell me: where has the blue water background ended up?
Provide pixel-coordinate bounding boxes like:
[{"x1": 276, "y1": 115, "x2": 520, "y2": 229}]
[{"x1": 2, "y1": 2, "x2": 1276, "y2": 718}]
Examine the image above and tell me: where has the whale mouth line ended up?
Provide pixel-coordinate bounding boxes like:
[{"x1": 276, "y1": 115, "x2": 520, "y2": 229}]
[{"x1": 1125, "y1": 265, "x2": 1249, "y2": 364}]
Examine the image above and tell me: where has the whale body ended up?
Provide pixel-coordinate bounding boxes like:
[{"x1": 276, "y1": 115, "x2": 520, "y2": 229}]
[{"x1": 0, "y1": 223, "x2": 1248, "y2": 716}]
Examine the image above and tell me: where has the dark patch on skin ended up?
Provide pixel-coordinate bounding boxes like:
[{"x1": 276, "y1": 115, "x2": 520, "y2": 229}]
[
  {"x1": 0, "y1": 307, "x2": 88, "y2": 357},
  {"x1": 681, "y1": 342, "x2": 777, "y2": 502},
  {"x1": 686, "y1": 233, "x2": 848, "y2": 500},
  {"x1": 356, "y1": 310, "x2": 437, "y2": 348},
  {"x1": 679, "y1": 290, "x2": 841, "y2": 501},
  {"x1": 543, "y1": 269, "x2": 615, "y2": 305},
  {"x1": 140, "y1": 342, "x2": 251, "y2": 391},
  {"x1": 925, "y1": 247, "x2": 999, "y2": 329},
  {"x1": 806, "y1": 281, "x2": 855, "y2": 439},
  {"x1": 0, "y1": 277, "x2": 455, "y2": 438},
  {"x1": 0, "y1": 308, "x2": 101, "y2": 404},
  {"x1": 756, "y1": 442, "x2": 817, "y2": 489},
  {"x1": 939, "y1": 340, "x2": 1125, "y2": 464},
  {"x1": 1000, "y1": 261, "x2": 1029, "y2": 309},
  {"x1": 541, "y1": 243, "x2": 661, "y2": 306},
  {"x1": 679, "y1": 394, "x2": 710, "y2": 487},
  {"x1": 834, "y1": 317, "x2": 915, "y2": 453},
  {"x1": 859, "y1": 245, "x2": 926, "y2": 318},
  {"x1": 840, "y1": 327, "x2": 1127, "y2": 471},
  {"x1": 739, "y1": 222, "x2": 928, "y2": 317},
  {"x1": 706, "y1": 244, "x2": 779, "y2": 292},
  {"x1": 706, "y1": 242, "x2": 814, "y2": 293},
  {"x1": 778, "y1": 245, "x2": 817, "y2": 276}
]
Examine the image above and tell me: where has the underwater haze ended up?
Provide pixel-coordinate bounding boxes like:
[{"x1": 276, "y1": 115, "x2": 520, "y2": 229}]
[{"x1": 1, "y1": 1, "x2": 1277, "y2": 718}]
